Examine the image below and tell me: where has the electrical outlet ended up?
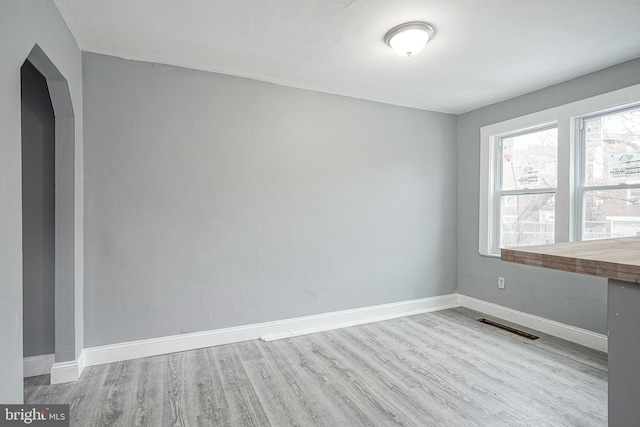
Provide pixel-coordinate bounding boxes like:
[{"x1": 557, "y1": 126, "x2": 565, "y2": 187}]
[{"x1": 498, "y1": 277, "x2": 506, "y2": 289}]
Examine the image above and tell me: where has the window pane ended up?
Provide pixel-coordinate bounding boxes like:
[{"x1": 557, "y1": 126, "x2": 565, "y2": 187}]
[
  {"x1": 583, "y1": 188, "x2": 640, "y2": 240},
  {"x1": 500, "y1": 193, "x2": 555, "y2": 248},
  {"x1": 501, "y1": 127, "x2": 558, "y2": 191},
  {"x1": 584, "y1": 106, "x2": 640, "y2": 186}
]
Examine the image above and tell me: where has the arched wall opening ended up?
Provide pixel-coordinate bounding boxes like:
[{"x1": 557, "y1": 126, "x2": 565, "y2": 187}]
[
  {"x1": 21, "y1": 45, "x2": 77, "y2": 380},
  {"x1": 21, "y1": 59, "x2": 56, "y2": 376}
]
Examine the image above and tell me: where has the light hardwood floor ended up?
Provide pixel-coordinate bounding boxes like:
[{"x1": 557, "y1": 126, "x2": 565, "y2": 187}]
[{"x1": 24, "y1": 307, "x2": 608, "y2": 426}]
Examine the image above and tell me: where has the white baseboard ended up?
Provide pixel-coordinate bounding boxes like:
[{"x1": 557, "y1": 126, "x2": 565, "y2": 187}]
[
  {"x1": 456, "y1": 294, "x2": 608, "y2": 353},
  {"x1": 50, "y1": 351, "x2": 85, "y2": 384},
  {"x1": 260, "y1": 294, "x2": 459, "y2": 341},
  {"x1": 50, "y1": 292, "x2": 607, "y2": 384},
  {"x1": 23, "y1": 354, "x2": 55, "y2": 378},
  {"x1": 82, "y1": 294, "x2": 459, "y2": 369}
]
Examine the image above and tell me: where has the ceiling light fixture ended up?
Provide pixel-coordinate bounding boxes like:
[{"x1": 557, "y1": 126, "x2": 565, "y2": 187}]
[{"x1": 384, "y1": 21, "x2": 435, "y2": 57}]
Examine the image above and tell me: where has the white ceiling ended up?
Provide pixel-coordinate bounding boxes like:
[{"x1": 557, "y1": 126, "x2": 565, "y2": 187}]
[{"x1": 53, "y1": 0, "x2": 640, "y2": 114}]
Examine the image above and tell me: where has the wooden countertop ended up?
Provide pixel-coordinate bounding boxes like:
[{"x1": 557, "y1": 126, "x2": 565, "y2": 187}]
[{"x1": 501, "y1": 236, "x2": 640, "y2": 283}]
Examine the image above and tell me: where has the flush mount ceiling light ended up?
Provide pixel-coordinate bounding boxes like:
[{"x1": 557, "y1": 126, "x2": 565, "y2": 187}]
[{"x1": 384, "y1": 21, "x2": 435, "y2": 57}]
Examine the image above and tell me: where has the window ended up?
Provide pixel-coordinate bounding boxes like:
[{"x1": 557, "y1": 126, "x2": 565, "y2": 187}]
[
  {"x1": 479, "y1": 83, "x2": 640, "y2": 257},
  {"x1": 579, "y1": 106, "x2": 640, "y2": 240},
  {"x1": 497, "y1": 126, "x2": 558, "y2": 249}
]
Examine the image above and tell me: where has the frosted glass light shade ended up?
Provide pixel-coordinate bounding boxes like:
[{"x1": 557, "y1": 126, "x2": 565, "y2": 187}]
[{"x1": 385, "y1": 22, "x2": 435, "y2": 57}]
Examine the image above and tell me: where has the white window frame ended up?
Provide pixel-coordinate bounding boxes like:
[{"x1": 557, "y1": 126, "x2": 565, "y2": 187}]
[
  {"x1": 494, "y1": 124, "x2": 559, "y2": 253},
  {"x1": 576, "y1": 105, "x2": 640, "y2": 241},
  {"x1": 479, "y1": 83, "x2": 640, "y2": 257}
]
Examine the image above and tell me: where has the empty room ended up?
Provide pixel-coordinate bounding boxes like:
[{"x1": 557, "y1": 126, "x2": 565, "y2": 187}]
[{"x1": 3, "y1": 0, "x2": 640, "y2": 426}]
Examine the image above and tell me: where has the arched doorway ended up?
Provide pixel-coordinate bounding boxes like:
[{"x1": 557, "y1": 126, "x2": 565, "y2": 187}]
[
  {"x1": 21, "y1": 45, "x2": 77, "y2": 381},
  {"x1": 21, "y1": 59, "x2": 56, "y2": 377}
]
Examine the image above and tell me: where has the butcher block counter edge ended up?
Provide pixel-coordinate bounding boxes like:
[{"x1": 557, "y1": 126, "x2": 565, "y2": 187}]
[{"x1": 501, "y1": 236, "x2": 640, "y2": 284}]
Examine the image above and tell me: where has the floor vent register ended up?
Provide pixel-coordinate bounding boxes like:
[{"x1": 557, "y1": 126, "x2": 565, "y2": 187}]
[{"x1": 477, "y1": 318, "x2": 540, "y2": 340}]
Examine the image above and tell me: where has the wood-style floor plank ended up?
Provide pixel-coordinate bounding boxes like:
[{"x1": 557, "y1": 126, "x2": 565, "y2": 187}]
[
  {"x1": 347, "y1": 322, "x2": 502, "y2": 425},
  {"x1": 65, "y1": 364, "x2": 111, "y2": 426},
  {"x1": 191, "y1": 348, "x2": 230, "y2": 426},
  {"x1": 244, "y1": 358, "x2": 320, "y2": 426},
  {"x1": 260, "y1": 338, "x2": 381, "y2": 426},
  {"x1": 255, "y1": 339, "x2": 362, "y2": 426},
  {"x1": 24, "y1": 307, "x2": 607, "y2": 426},
  {"x1": 211, "y1": 345, "x2": 270, "y2": 427}
]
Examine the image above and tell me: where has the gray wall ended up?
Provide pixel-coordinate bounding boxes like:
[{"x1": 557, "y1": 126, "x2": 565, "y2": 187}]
[
  {"x1": 0, "y1": 0, "x2": 83, "y2": 403},
  {"x1": 21, "y1": 60, "x2": 56, "y2": 358},
  {"x1": 83, "y1": 52, "x2": 457, "y2": 347},
  {"x1": 457, "y1": 57, "x2": 640, "y2": 335}
]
